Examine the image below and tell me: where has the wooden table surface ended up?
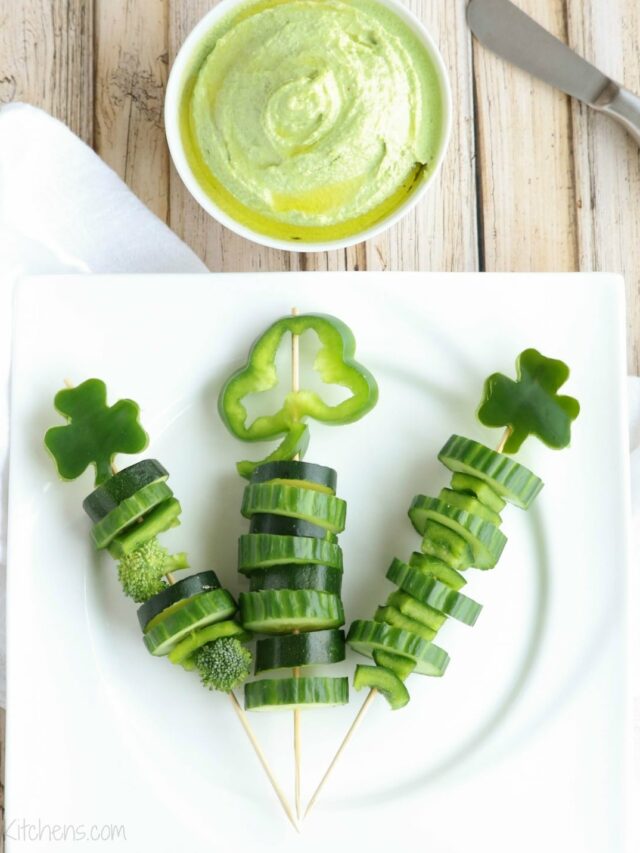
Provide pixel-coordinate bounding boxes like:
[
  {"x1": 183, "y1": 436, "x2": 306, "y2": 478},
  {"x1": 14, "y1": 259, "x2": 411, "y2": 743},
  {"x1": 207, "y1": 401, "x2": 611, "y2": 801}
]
[{"x1": 1, "y1": 0, "x2": 639, "y2": 837}]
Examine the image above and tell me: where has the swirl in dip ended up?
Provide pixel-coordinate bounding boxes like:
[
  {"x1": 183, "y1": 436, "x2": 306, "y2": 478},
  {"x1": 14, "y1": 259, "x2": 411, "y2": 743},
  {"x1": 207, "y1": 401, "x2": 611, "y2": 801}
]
[{"x1": 180, "y1": 0, "x2": 445, "y2": 241}]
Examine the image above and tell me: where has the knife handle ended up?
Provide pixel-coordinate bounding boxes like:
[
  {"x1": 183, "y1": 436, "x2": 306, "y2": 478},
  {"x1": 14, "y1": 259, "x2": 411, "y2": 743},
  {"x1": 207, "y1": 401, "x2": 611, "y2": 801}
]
[{"x1": 594, "y1": 81, "x2": 640, "y2": 146}]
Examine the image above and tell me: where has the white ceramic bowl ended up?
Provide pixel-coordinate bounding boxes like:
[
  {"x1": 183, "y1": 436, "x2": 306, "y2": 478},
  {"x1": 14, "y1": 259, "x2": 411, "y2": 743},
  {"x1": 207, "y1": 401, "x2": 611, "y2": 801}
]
[{"x1": 165, "y1": 0, "x2": 452, "y2": 252}]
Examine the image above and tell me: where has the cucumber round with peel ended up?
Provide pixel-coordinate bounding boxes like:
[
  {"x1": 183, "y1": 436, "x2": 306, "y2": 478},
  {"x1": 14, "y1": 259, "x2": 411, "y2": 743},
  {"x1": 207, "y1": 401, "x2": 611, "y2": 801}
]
[
  {"x1": 143, "y1": 588, "x2": 236, "y2": 656},
  {"x1": 375, "y1": 605, "x2": 437, "y2": 642},
  {"x1": 387, "y1": 559, "x2": 482, "y2": 626},
  {"x1": 248, "y1": 564, "x2": 343, "y2": 595},
  {"x1": 450, "y1": 472, "x2": 506, "y2": 513},
  {"x1": 244, "y1": 676, "x2": 348, "y2": 711},
  {"x1": 354, "y1": 664, "x2": 410, "y2": 710},
  {"x1": 347, "y1": 620, "x2": 450, "y2": 677},
  {"x1": 373, "y1": 649, "x2": 416, "y2": 681},
  {"x1": 238, "y1": 534, "x2": 342, "y2": 572},
  {"x1": 249, "y1": 512, "x2": 337, "y2": 542},
  {"x1": 83, "y1": 459, "x2": 169, "y2": 522},
  {"x1": 409, "y1": 551, "x2": 467, "y2": 591},
  {"x1": 439, "y1": 435, "x2": 543, "y2": 509},
  {"x1": 410, "y1": 495, "x2": 507, "y2": 569},
  {"x1": 439, "y1": 488, "x2": 502, "y2": 526},
  {"x1": 251, "y1": 460, "x2": 337, "y2": 494},
  {"x1": 90, "y1": 481, "x2": 174, "y2": 549},
  {"x1": 242, "y1": 483, "x2": 346, "y2": 532},
  {"x1": 254, "y1": 629, "x2": 345, "y2": 673},
  {"x1": 168, "y1": 619, "x2": 251, "y2": 667},
  {"x1": 137, "y1": 570, "x2": 222, "y2": 632},
  {"x1": 240, "y1": 589, "x2": 344, "y2": 633}
]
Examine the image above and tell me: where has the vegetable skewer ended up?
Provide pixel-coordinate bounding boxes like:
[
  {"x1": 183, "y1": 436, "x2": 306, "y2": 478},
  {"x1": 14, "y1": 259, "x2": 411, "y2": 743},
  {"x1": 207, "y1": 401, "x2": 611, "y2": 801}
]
[
  {"x1": 45, "y1": 379, "x2": 298, "y2": 830},
  {"x1": 290, "y1": 307, "x2": 303, "y2": 819},
  {"x1": 304, "y1": 349, "x2": 580, "y2": 818}
]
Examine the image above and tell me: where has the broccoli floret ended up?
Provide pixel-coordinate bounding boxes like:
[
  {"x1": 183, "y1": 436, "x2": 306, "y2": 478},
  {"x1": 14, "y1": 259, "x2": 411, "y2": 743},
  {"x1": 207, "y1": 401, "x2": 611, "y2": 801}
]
[
  {"x1": 194, "y1": 637, "x2": 252, "y2": 692},
  {"x1": 116, "y1": 538, "x2": 188, "y2": 603}
]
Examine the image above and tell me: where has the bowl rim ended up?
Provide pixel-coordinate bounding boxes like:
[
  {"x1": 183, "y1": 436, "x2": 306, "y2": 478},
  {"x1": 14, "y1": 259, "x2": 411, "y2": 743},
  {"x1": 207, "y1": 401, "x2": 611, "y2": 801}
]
[{"x1": 165, "y1": 0, "x2": 453, "y2": 253}]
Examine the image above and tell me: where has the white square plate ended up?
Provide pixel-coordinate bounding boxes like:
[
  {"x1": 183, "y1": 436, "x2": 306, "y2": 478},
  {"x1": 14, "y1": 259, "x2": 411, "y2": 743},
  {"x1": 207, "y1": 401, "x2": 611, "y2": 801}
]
[{"x1": 6, "y1": 273, "x2": 633, "y2": 852}]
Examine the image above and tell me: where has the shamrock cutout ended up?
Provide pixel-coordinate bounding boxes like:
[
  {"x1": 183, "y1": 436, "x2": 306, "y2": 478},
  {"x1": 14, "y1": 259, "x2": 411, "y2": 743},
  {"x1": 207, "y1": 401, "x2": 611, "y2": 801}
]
[
  {"x1": 477, "y1": 349, "x2": 580, "y2": 454},
  {"x1": 219, "y1": 314, "x2": 378, "y2": 477},
  {"x1": 45, "y1": 379, "x2": 148, "y2": 485}
]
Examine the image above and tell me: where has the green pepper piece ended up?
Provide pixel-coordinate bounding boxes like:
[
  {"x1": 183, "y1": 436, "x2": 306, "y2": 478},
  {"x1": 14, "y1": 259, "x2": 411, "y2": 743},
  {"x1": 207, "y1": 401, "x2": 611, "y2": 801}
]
[
  {"x1": 44, "y1": 379, "x2": 148, "y2": 485},
  {"x1": 477, "y1": 349, "x2": 580, "y2": 454},
  {"x1": 236, "y1": 422, "x2": 310, "y2": 480},
  {"x1": 219, "y1": 313, "x2": 378, "y2": 442}
]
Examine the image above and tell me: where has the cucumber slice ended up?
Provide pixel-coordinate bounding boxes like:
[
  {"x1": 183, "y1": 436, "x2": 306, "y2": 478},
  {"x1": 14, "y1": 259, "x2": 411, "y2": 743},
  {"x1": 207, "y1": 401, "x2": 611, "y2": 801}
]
[
  {"x1": 83, "y1": 459, "x2": 169, "y2": 522},
  {"x1": 450, "y1": 472, "x2": 506, "y2": 513},
  {"x1": 421, "y1": 521, "x2": 474, "y2": 571},
  {"x1": 248, "y1": 564, "x2": 343, "y2": 595},
  {"x1": 347, "y1": 620, "x2": 450, "y2": 677},
  {"x1": 373, "y1": 649, "x2": 416, "y2": 681},
  {"x1": 254, "y1": 629, "x2": 345, "y2": 673},
  {"x1": 143, "y1": 588, "x2": 236, "y2": 656},
  {"x1": 439, "y1": 488, "x2": 502, "y2": 526},
  {"x1": 90, "y1": 481, "x2": 174, "y2": 549},
  {"x1": 249, "y1": 513, "x2": 338, "y2": 542},
  {"x1": 439, "y1": 435, "x2": 543, "y2": 509},
  {"x1": 245, "y1": 676, "x2": 348, "y2": 711},
  {"x1": 409, "y1": 551, "x2": 467, "y2": 590},
  {"x1": 238, "y1": 534, "x2": 343, "y2": 572},
  {"x1": 387, "y1": 590, "x2": 446, "y2": 631},
  {"x1": 242, "y1": 484, "x2": 346, "y2": 533},
  {"x1": 354, "y1": 664, "x2": 410, "y2": 710},
  {"x1": 108, "y1": 498, "x2": 182, "y2": 558},
  {"x1": 240, "y1": 590, "x2": 344, "y2": 633},
  {"x1": 251, "y1": 460, "x2": 337, "y2": 494},
  {"x1": 387, "y1": 559, "x2": 482, "y2": 626},
  {"x1": 375, "y1": 605, "x2": 437, "y2": 642},
  {"x1": 168, "y1": 619, "x2": 251, "y2": 666},
  {"x1": 410, "y1": 495, "x2": 507, "y2": 569},
  {"x1": 137, "y1": 570, "x2": 222, "y2": 631}
]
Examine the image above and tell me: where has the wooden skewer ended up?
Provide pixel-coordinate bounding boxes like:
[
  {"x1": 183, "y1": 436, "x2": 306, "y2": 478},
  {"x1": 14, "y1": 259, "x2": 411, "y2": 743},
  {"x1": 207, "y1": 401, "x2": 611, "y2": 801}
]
[
  {"x1": 64, "y1": 379, "x2": 297, "y2": 828},
  {"x1": 290, "y1": 306, "x2": 303, "y2": 819},
  {"x1": 303, "y1": 425, "x2": 514, "y2": 819}
]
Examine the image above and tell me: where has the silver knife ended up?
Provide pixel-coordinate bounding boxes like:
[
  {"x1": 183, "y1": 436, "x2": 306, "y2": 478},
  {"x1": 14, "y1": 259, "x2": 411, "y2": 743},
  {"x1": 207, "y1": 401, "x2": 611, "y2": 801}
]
[{"x1": 467, "y1": 0, "x2": 640, "y2": 145}]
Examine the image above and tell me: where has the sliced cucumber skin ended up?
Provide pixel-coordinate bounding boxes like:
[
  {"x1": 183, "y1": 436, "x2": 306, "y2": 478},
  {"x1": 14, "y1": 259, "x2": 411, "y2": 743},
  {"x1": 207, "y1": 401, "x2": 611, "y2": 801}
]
[
  {"x1": 244, "y1": 676, "x2": 348, "y2": 711},
  {"x1": 254, "y1": 629, "x2": 346, "y2": 673},
  {"x1": 375, "y1": 605, "x2": 437, "y2": 642},
  {"x1": 90, "y1": 481, "x2": 174, "y2": 549},
  {"x1": 143, "y1": 589, "x2": 236, "y2": 656},
  {"x1": 354, "y1": 664, "x2": 410, "y2": 710},
  {"x1": 386, "y1": 590, "x2": 447, "y2": 631},
  {"x1": 347, "y1": 620, "x2": 450, "y2": 677},
  {"x1": 83, "y1": 459, "x2": 169, "y2": 522},
  {"x1": 137, "y1": 570, "x2": 222, "y2": 631},
  {"x1": 410, "y1": 495, "x2": 507, "y2": 569},
  {"x1": 421, "y1": 521, "x2": 474, "y2": 571},
  {"x1": 249, "y1": 513, "x2": 337, "y2": 542},
  {"x1": 248, "y1": 564, "x2": 343, "y2": 595},
  {"x1": 168, "y1": 619, "x2": 251, "y2": 665},
  {"x1": 238, "y1": 534, "x2": 343, "y2": 572},
  {"x1": 251, "y1": 460, "x2": 337, "y2": 493},
  {"x1": 409, "y1": 551, "x2": 467, "y2": 590},
  {"x1": 373, "y1": 649, "x2": 416, "y2": 681},
  {"x1": 386, "y1": 559, "x2": 482, "y2": 626},
  {"x1": 439, "y1": 435, "x2": 543, "y2": 509},
  {"x1": 108, "y1": 498, "x2": 182, "y2": 558},
  {"x1": 450, "y1": 472, "x2": 506, "y2": 513},
  {"x1": 240, "y1": 589, "x2": 344, "y2": 634},
  {"x1": 439, "y1": 488, "x2": 502, "y2": 526},
  {"x1": 242, "y1": 483, "x2": 346, "y2": 533}
]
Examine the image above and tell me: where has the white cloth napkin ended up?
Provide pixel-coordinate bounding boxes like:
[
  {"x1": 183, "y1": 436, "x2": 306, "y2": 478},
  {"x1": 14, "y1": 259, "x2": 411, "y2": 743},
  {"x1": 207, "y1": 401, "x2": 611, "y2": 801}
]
[
  {"x1": 0, "y1": 103, "x2": 638, "y2": 737},
  {"x1": 0, "y1": 103, "x2": 207, "y2": 707}
]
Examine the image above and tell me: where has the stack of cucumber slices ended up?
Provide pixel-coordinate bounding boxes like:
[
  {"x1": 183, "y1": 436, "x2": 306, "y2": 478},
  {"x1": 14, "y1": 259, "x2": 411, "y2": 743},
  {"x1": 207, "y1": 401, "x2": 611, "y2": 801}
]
[
  {"x1": 238, "y1": 460, "x2": 349, "y2": 712},
  {"x1": 347, "y1": 435, "x2": 543, "y2": 710}
]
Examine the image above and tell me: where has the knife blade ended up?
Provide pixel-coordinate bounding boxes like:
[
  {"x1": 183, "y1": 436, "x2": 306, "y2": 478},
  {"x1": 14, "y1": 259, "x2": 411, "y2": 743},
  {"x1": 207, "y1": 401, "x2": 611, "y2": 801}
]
[{"x1": 467, "y1": 0, "x2": 640, "y2": 144}]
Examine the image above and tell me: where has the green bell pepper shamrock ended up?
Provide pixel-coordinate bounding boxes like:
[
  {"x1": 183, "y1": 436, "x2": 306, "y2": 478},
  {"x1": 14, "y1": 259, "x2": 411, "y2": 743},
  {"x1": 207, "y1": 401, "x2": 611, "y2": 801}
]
[
  {"x1": 45, "y1": 379, "x2": 148, "y2": 485},
  {"x1": 477, "y1": 348, "x2": 580, "y2": 453},
  {"x1": 219, "y1": 313, "x2": 378, "y2": 477}
]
